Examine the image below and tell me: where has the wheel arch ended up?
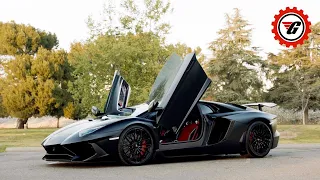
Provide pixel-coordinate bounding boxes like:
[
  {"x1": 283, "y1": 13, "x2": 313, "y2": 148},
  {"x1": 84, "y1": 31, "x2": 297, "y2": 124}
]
[
  {"x1": 121, "y1": 122, "x2": 159, "y2": 150},
  {"x1": 250, "y1": 118, "x2": 272, "y2": 127},
  {"x1": 239, "y1": 117, "x2": 272, "y2": 144}
]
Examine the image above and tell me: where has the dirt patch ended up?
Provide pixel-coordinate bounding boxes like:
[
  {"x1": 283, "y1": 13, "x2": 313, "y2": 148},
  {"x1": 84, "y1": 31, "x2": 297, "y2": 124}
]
[{"x1": 280, "y1": 131, "x2": 298, "y2": 139}]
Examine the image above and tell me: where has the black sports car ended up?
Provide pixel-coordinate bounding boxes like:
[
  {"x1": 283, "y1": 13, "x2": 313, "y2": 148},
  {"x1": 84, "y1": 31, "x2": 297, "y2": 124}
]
[{"x1": 42, "y1": 53, "x2": 279, "y2": 165}]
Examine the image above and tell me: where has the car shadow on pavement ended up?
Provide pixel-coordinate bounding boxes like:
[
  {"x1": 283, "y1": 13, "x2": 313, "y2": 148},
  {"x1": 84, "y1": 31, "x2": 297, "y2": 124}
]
[{"x1": 45, "y1": 153, "x2": 276, "y2": 168}]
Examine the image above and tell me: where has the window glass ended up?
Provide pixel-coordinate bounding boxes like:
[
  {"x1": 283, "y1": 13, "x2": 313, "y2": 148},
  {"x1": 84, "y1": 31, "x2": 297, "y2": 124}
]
[
  {"x1": 199, "y1": 104, "x2": 214, "y2": 114},
  {"x1": 118, "y1": 81, "x2": 129, "y2": 109},
  {"x1": 213, "y1": 104, "x2": 234, "y2": 113},
  {"x1": 148, "y1": 53, "x2": 183, "y2": 107}
]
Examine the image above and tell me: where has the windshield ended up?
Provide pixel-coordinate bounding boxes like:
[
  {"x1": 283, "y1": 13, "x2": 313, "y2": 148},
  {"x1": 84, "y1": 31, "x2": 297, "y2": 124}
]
[{"x1": 148, "y1": 53, "x2": 183, "y2": 108}]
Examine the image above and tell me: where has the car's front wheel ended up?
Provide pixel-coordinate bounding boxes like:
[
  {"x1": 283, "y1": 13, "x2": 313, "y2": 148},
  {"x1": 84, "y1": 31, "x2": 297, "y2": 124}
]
[
  {"x1": 118, "y1": 125, "x2": 155, "y2": 165},
  {"x1": 243, "y1": 121, "x2": 273, "y2": 158}
]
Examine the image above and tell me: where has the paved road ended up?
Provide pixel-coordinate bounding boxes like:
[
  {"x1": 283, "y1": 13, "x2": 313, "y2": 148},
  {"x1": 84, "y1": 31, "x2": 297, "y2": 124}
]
[{"x1": 1, "y1": 144, "x2": 320, "y2": 180}]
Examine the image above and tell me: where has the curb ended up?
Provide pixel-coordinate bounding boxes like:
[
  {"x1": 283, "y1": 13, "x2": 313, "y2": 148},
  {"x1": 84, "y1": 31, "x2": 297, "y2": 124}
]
[{"x1": 5, "y1": 147, "x2": 44, "y2": 152}]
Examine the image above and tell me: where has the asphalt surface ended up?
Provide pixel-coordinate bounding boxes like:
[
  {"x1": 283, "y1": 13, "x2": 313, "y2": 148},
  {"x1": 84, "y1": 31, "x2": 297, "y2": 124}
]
[{"x1": 0, "y1": 144, "x2": 320, "y2": 180}]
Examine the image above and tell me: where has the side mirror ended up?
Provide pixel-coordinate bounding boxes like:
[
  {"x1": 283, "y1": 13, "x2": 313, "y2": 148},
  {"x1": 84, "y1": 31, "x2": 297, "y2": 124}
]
[
  {"x1": 91, "y1": 106, "x2": 101, "y2": 115},
  {"x1": 148, "y1": 100, "x2": 159, "y2": 112}
]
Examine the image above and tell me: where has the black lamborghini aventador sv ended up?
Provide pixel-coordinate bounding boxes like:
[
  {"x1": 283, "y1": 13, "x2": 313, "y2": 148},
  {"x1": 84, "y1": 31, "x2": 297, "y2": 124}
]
[{"x1": 42, "y1": 53, "x2": 280, "y2": 165}]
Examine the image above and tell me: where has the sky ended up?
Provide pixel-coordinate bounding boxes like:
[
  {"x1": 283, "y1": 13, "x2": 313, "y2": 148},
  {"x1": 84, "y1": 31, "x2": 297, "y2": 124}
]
[{"x1": 1, "y1": 0, "x2": 319, "y2": 59}]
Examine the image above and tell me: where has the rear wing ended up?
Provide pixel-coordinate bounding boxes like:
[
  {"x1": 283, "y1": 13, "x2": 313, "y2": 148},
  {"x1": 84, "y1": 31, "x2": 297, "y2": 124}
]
[{"x1": 242, "y1": 102, "x2": 277, "y2": 111}]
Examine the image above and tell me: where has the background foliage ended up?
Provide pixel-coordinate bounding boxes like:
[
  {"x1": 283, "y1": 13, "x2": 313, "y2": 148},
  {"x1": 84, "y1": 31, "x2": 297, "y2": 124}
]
[
  {"x1": 204, "y1": 9, "x2": 264, "y2": 103},
  {"x1": 0, "y1": 2, "x2": 319, "y2": 127}
]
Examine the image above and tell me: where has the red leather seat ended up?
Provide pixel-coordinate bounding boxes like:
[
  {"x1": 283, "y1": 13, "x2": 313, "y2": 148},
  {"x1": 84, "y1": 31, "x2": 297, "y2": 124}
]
[{"x1": 177, "y1": 121, "x2": 200, "y2": 141}]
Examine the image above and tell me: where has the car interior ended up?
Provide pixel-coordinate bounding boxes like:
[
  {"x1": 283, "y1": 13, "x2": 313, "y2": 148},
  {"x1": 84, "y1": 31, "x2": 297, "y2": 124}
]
[
  {"x1": 158, "y1": 105, "x2": 203, "y2": 144},
  {"x1": 159, "y1": 102, "x2": 237, "y2": 144},
  {"x1": 141, "y1": 101, "x2": 236, "y2": 145}
]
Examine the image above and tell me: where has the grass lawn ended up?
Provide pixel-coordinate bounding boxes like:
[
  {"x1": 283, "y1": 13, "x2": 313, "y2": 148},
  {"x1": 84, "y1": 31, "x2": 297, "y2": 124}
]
[
  {"x1": 0, "y1": 125, "x2": 320, "y2": 152},
  {"x1": 0, "y1": 128, "x2": 56, "y2": 152},
  {"x1": 278, "y1": 125, "x2": 320, "y2": 144}
]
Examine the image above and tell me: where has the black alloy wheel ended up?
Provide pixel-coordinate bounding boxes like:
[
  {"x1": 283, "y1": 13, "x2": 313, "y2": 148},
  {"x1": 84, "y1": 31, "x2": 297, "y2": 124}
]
[
  {"x1": 118, "y1": 125, "x2": 154, "y2": 165},
  {"x1": 244, "y1": 121, "x2": 273, "y2": 158}
]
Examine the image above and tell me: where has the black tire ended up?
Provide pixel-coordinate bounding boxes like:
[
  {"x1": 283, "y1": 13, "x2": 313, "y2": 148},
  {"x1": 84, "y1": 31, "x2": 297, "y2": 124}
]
[
  {"x1": 243, "y1": 121, "x2": 273, "y2": 158},
  {"x1": 118, "y1": 125, "x2": 155, "y2": 165}
]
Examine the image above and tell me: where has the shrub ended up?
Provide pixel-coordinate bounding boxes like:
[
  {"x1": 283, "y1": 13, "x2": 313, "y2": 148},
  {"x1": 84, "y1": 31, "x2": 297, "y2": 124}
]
[
  {"x1": 63, "y1": 102, "x2": 77, "y2": 119},
  {"x1": 264, "y1": 107, "x2": 320, "y2": 124}
]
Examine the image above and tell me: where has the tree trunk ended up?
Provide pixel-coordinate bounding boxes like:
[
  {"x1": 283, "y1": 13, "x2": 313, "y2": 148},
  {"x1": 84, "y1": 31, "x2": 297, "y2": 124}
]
[
  {"x1": 302, "y1": 108, "x2": 309, "y2": 125},
  {"x1": 16, "y1": 119, "x2": 27, "y2": 129},
  {"x1": 57, "y1": 118, "x2": 59, "y2": 128}
]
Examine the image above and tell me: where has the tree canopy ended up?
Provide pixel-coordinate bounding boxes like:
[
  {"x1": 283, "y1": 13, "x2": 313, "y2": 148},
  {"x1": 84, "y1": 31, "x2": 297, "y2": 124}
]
[
  {"x1": 265, "y1": 23, "x2": 320, "y2": 124},
  {"x1": 0, "y1": 22, "x2": 70, "y2": 127},
  {"x1": 0, "y1": 21, "x2": 58, "y2": 56},
  {"x1": 1, "y1": 4, "x2": 319, "y2": 127},
  {"x1": 204, "y1": 8, "x2": 264, "y2": 103},
  {"x1": 0, "y1": 47, "x2": 72, "y2": 127},
  {"x1": 68, "y1": 0, "x2": 201, "y2": 118}
]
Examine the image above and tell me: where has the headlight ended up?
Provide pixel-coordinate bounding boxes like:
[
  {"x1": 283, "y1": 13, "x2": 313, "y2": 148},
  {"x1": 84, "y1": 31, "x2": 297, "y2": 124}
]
[{"x1": 78, "y1": 125, "x2": 104, "y2": 137}]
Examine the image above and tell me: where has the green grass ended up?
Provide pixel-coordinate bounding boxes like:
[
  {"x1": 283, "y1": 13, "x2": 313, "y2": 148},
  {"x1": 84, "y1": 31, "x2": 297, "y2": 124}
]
[
  {"x1": 0, "y1": 145, "x2": 6, "y2": 153},
  {"x1": 0, "y1": 125, "x2": 319, "y2": 152},
  {"x1": 0, "y1": 128, "x2": 56, "y2": 152},
  {"x1": 278, "y1": 125, "x2": 320, "y2": 144}
]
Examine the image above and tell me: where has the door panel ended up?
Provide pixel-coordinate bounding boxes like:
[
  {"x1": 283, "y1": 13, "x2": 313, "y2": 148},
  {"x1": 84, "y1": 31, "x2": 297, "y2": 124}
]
[
  {"x1": 104, "y1": 70, "x2": 131, "y2": 115},
  {"x1": 157, "y1": 53, "x2": 211, "y2": 130}
]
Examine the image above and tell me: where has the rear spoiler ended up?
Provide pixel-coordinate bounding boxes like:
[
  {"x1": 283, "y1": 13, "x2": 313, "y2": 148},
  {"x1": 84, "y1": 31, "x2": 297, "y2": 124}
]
[{"x1": 242, "y1": 102, "x2": 277, "y2": 111}]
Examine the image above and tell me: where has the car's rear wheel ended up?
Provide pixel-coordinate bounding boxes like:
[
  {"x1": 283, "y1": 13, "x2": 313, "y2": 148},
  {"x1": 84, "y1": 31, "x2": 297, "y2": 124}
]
[
  {"x1": 118, "y1": 125, "x2": 155, "y2": 165},
  {"x1": 243, "y1": 121, "x2": 273, "y2": 158}
]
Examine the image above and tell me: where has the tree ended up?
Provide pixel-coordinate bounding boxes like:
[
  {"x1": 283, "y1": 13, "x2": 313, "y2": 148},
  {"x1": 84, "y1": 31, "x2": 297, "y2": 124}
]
[
  {"x1": 68, "y1": 32, "x2": 169, "y2": 118},
  {"x1": 205, "y1": 8, "x2": 264, "y2": 103},
  {"x1": 0, "y1": 21, "x2": 58, "y2": 56},
  {"x1": 165, "y1": 43, "x2": 205, "y2": 63},
  {"x1": 0, "y1": 87, "x2": 8, "y2": 117},
  {"x1": 266, "y1": 23, "x2": 320, "y2": 124},
  {"x1": 87, "y1": 0, "x2": 171, "y2": 39},
  {"x1": 0, "y1": 21, "x2": 60, "y2": 122},
  {"x1": 0, "y1": 22, "x2": 66, "y2": 127},
  {"x1": 0, "y1": 62, "x2": 8, "y2": 117},
  {"x1": 1, "y1": 55, "x2": 35, "y2": 127},
  {"x1": 69, "y1": 0, "x2": 200, "y2": 118},
  {"x1": 0, "y1": 48, "x2": 73, "y2": 128}
]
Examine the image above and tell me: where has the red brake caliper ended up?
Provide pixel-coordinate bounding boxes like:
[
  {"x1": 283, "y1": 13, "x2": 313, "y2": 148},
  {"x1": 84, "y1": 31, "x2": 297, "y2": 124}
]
[
  {"x1": 140, "y1": 140, "x2": 147, "y2": 156},
  {"x1": 249, "y1": 132, "x2": 254, "y2": 142}
]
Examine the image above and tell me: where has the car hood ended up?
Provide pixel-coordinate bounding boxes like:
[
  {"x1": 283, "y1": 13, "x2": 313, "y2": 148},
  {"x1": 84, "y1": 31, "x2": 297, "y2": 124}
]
[
  {"x1": 42, "y1": 116, "x2": 130, "y2": 146},
  {"x1": 42, "y1": 103, "x2": 149, "y2": 146}
]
